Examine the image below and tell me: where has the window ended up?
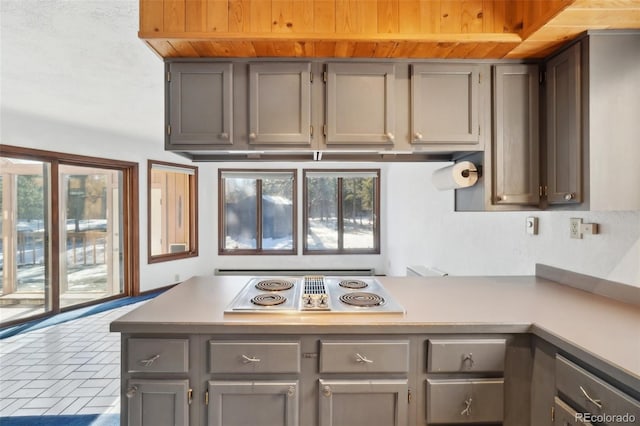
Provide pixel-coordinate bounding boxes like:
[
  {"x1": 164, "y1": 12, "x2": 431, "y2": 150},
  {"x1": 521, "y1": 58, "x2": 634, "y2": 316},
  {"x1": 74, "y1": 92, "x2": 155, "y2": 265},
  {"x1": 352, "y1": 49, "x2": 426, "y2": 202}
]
[
  {"x1": 219, "y1": 170, "x2": 296, "y2": 255},
  {"x1": 304, "y1": 170, "x2": 380, "y2": 254},
  {"x1": 148, "y1": 161, "x2": 198, "y2": 263},
  {"x1": 0, "y1": 145, "x2": 138, "y2": 327}
]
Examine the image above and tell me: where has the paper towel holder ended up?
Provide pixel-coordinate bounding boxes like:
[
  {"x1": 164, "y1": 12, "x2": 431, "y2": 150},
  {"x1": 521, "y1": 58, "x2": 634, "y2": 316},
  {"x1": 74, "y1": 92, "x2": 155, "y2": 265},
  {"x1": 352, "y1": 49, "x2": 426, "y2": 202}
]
[{"x1": 461, "y1": 164, "x2": 482, "y2": 179}]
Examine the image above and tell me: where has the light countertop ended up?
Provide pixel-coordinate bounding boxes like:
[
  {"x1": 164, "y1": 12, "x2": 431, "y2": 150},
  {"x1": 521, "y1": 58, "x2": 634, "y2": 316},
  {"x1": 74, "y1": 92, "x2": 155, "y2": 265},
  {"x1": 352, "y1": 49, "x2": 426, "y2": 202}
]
[{"x1": 110, "y1": 275, "x2": 640, "y2": 390}]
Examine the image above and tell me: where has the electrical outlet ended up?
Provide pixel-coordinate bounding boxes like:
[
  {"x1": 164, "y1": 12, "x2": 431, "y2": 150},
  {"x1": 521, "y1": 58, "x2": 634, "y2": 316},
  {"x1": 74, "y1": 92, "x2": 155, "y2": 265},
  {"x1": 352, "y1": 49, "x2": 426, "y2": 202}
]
[
  {"x1": 526, "y1": 217, "x2": 538, "y2": 235},
  {"x1": 570, "y1": 218, "x2": 582, "y2": 239}
]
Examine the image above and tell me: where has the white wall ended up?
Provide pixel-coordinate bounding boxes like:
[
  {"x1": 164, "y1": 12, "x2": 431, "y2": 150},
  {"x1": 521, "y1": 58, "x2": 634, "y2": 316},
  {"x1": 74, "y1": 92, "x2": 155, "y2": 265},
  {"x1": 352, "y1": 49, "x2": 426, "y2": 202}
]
[
  {"x1": 2, "y1": 0, "x2": 638, "y2": 291},
  {"x1": 385, "y1": 163, "x2": 640, "y2": 287}
]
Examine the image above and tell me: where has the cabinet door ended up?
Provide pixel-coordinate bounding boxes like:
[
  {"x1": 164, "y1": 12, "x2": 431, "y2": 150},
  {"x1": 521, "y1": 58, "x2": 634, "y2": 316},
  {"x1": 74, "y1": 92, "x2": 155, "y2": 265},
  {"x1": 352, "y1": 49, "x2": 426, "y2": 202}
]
[
  {"x1": 546, "y1": 43, "x2": 582, "y2": 204},
  {"x1": 318, "y1": 379, "x2": 408, "y2": 426},
  {"x1": 411, "y1": 64, "x2": 480, "y2": 145},
  {"x1": 325, "y1": 63, "x2": 396, "y2": 145},
  {"x1": 127, "y1": 379, "x2": 189, "y2": 426},
  {"x1": 208, "y1": 380, "x2": 298, "y2": 426},
  {"x1": 248, "y1": 62, "x2": 312, "y2": 146},
  {"x1": 493, "y1": 64, "x2": 540, "y2": 205},
  {"x1": 167, "y1": 63, "x2": 233, "y2": 147}
]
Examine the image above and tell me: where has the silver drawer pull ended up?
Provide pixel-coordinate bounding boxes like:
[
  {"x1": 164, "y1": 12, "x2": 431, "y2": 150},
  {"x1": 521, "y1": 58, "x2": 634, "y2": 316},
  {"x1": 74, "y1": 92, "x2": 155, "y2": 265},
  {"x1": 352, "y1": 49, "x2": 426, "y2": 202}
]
[
  {"x1": 126, "y1": 386, "x2": 138, "y2": 398},
  {"x1": 462, "y1": 353, "x2": 475, "y2": 367},
  {"x1": 139, "y1": 354, "x2": 160, "y2": 366},
  {"x1": 355, "y1": 353, "x2": 373, "y2": 364},
  {"x1": 322, "y1": 385, "x2": 332, "y2": 397},
  {"x1": 413, "y1": 132, "x2": 423, "y2": 141},
  {"x1": 579, "y1": 386, "x2": 603, "y2": 409},
  {"x1": 241, "y1": 354, "x2": 261, "y2": 363},
  {"x1": 461, "y1": 397, "x2": 473, "y2": 416}
]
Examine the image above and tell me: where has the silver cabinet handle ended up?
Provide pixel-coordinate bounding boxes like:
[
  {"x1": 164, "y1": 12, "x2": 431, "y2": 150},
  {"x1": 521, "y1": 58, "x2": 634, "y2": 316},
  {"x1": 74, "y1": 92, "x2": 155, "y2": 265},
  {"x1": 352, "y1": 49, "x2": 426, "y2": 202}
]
[
  {"x1": 287, "y1": 386, "x2": 295, "y2": 397},
  {"x1": 462, "y1": 353, "x2": 474, "y2": 368},
  {"x1": 355, "y1": 353, "x2": 373, "y2": 364},
  {"x1": 579, "y1": 386, "x2": 603, "y2": 409},
  {"x1": 241, "y1": 354, "x2": 261, "y2": 363},
  {"x1": 385, "y1": 132, "x2": 395, "y2": 141},
  {"x1": 322, "y1": 385, "x2": 332, "y2": 397},
  {"x1": 413, "y1": 132, "x2": 423, "y2": 141},
  {"x1": 460, "y1": 397, "x2": 473, "y2": 416},
  {"x1": 126, "y1": 386, "x2": 138, "y2": 398},
  {"x1": 248, "y1": 132, "x2": 257, "y2": 140},
  {"x1": 219, "y1": 132, "x2": 229, "y2": 140},
  {"x1": 139, "y1": 354, "x2": 160, "y2": 366},
  {"x1": 564, "y1": 193, "x2": 575, "y2": 201}
]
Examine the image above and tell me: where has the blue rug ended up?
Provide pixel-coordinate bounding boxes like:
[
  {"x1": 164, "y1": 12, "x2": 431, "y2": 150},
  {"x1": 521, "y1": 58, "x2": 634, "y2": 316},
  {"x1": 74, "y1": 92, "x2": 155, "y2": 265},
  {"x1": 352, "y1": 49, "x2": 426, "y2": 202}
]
[
  {"x1": 0, "y1": 414, "x2": 119, "y2": 425},
  {"x1": 0, "y1": 290, "x2": 166, "y2": 340}
]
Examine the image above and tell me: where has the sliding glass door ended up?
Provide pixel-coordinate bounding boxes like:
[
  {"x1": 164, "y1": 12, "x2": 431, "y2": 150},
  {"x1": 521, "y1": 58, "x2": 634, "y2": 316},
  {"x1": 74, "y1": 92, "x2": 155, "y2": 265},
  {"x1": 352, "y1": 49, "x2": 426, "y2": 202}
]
[
  {"x1": 0, "y1": 158, "x2": 52, "y2": 323},
  {"x1": 58, "y1": 165, "x2": 124, "y2": 308},
  {"x1": 0, "y1": 147, "x2": 137, "y2": 327}
]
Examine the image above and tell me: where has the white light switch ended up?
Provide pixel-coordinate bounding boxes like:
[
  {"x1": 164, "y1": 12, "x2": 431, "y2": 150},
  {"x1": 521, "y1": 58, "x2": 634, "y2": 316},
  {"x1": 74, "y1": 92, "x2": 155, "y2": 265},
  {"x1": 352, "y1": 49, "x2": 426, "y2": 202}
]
[{"x1": 526, "y1": 217, "x2": 538, "y2": 235}]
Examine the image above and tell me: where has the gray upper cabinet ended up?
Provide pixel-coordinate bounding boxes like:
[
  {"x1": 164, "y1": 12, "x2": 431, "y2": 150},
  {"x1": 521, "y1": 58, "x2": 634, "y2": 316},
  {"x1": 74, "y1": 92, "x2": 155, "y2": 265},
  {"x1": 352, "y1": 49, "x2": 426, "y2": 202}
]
[
  {"x1": 411, "y1": 64, "x2": 480, "y2": 146},
  {"x1": 248, "y1": 62, "x2": 312, "y2": 146},
  {"x1": 545, "y1": 43, "x2": 582, "y2": 205},
  {"x1": 493, "y1": 64, "x2": 540, "y2": 206},
  {"x1": 166, "y1": 63, "x2": 233, "y2": 148},
  {"x1": 325, "y1": 63, "x2": 396, "y2": 146}
]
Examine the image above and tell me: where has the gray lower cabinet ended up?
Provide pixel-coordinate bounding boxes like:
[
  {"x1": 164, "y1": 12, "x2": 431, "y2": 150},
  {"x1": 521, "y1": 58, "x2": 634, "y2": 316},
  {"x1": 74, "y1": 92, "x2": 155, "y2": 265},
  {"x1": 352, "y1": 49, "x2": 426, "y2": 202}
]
[
  {"x1": 318, "y1": 379, "x2": 409, "y2": 426},
  {"x1": 410, "y1": 64, "x2": 481, "y2": 146},
  {"x1": 555, "y1": 355, "x2": 640, "y2": 425},
  {"x1": 126, "y1": 379, "x2": 190, "y2": 426},
  {"x1": 554, "y1": 397, "x2": 593, "y2": 426},
  {"x1": 325, "y1": 62, "x2": 396, "y2": 146},
  {"x1": 425, "y1": 337, "x2": 507, "y2": 425},
  {"x1": 248, "y1": 62, "x2": 312, "y2": 146},
  {"x1": 166, "y1": 62, "x2": 234, "y2": 149},
  {"x1": 426, "y1": 378, "x2": 504, "y2": 424},
  {"x1": 545, "y1": 42, "x2": 582, "y2": 205},
  {"x1": 207, "y1": 380, "x2": 299, "y2": 426},
  {"x1": 492, "y1": 64, "x2": 540, "y2": 206}
]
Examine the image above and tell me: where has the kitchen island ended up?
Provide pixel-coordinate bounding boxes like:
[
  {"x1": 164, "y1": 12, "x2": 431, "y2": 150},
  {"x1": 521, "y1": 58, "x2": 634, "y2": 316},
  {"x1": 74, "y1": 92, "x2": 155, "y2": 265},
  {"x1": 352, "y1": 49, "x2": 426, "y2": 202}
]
[{"x1": 111, "y1": 274, "x2": 640, "y2": 426}]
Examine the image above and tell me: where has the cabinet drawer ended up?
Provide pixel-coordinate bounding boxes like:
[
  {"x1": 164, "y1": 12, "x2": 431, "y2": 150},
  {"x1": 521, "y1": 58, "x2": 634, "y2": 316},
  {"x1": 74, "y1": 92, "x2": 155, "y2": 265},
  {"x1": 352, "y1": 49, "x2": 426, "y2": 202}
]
[
  {"x1": 554, "y1": 397, "x2": 593, "y2": 426},
  {"x1": 209, "y1": 341, "x2": 300, "y2": 374},
  {"x1": 426, "y1": 378, "x2": 504, "y2": 424},
  {"x1": 427, "y1": 338, "x2": 506, "y2": 373},
  {"x1": 127, "y1": 338, "x2": 189, "y2": 373},
  {"x1": 319, "y1": 340, "x2": 409, "y2": 373},
  {"x1": 555, "y1": 355, "x2": 640, "y2": 422}
]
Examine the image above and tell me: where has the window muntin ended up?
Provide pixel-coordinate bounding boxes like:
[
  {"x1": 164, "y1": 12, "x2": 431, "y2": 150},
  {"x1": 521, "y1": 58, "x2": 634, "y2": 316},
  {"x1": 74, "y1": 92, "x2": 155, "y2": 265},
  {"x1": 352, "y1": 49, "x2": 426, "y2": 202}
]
[
  {"x1": 304, "y1": 170, "x2": 380, "y2": 254},
  {"x1": 219, "y1": 170, "x2": 296, "y2": 255},
  {"x1": 148, "y1": 161, "x2": 198, "y2": 263}
]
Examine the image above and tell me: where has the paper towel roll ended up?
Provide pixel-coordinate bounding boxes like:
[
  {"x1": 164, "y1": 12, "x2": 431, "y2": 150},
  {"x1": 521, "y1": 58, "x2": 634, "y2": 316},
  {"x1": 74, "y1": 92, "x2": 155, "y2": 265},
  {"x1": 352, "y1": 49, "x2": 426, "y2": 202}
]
[{"x1": 431, "y1": 161, "x2": 479, "y2": 190}]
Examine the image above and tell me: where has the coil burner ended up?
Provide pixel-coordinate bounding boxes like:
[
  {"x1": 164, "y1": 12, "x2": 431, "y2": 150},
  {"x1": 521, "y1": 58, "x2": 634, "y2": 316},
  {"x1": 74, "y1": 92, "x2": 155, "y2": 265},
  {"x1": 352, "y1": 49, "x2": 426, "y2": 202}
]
[
  {"x1": 339, "y1": 292, "x2": 385, "y2": 307},
  {"x1": 255, "y1": 279, "x2": 294, "y2": 292},
  {"x1": 251, "y1": 293, "x2": 287, "y2": 307},
  {"x1": 338, "y1": 279, "x2": 368, "y2": 289}
]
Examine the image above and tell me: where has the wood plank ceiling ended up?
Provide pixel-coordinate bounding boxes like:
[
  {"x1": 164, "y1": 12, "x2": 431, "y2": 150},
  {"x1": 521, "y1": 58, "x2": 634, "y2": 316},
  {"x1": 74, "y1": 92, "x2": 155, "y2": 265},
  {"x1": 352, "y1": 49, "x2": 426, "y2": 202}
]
[{"x1": 138, "y1": 0, "x2": 640, "y2": 59}]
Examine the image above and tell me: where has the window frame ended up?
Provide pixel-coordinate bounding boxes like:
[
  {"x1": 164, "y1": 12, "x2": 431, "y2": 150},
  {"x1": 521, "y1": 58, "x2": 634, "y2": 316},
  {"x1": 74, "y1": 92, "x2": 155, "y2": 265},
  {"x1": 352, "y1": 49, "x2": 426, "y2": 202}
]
[
  {"x1": 0, "y1": 144, "x2": 139, "y2": 328},
  {"x1": 147, "y1": 160, "x2": 199, "y2": 264},
  {"x1": 218, "y1": 169, "x2": 297, "y2": 255},
  {"x1": 303, "y1": 169, "x2": 381, "y2": 255}
]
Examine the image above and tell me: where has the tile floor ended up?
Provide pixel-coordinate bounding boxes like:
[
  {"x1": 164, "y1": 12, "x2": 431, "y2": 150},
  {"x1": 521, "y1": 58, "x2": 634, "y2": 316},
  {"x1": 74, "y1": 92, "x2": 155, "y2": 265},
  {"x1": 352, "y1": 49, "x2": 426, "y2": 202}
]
[{"x1": 0, "y1": 301, "x2": 145, "y2": 418}]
